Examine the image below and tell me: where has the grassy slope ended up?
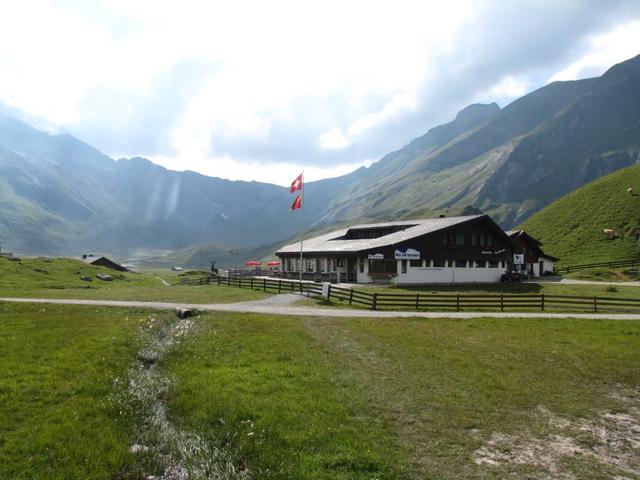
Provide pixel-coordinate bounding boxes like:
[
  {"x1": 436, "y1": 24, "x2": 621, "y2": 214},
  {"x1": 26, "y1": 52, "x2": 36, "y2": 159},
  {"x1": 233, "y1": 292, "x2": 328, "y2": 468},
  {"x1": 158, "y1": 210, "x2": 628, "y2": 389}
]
[
  {"x1": 519, "y1": 163, "x2": 640, "y2": 266},
  {"x1": 0, "y1": 257, "x2": 268, "y2": 303},
  {"x1": 166, "y1": 312, "x2": 640, "y2": 479},
  {"x1": 0, "y1": 303, "x2": 141, "y2": 479}
]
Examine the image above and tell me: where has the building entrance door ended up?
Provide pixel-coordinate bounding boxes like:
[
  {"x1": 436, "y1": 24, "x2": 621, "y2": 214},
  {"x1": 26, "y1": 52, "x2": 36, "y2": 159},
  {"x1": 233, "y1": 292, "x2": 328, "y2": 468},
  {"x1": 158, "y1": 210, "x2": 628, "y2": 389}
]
[{"x1": 346, "y1": 259, "x2": 357, "y2": 282}]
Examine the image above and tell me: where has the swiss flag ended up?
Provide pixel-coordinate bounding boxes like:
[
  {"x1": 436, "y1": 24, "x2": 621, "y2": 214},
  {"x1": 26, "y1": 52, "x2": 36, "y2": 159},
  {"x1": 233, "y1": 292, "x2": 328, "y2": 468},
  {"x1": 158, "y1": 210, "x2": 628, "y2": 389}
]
[
  {"x1": 290, "y1": 173, "x2": 303, "y2": 193},
  {"x1": 291, "y1": 194, "x2": 302, "y2": 210}
]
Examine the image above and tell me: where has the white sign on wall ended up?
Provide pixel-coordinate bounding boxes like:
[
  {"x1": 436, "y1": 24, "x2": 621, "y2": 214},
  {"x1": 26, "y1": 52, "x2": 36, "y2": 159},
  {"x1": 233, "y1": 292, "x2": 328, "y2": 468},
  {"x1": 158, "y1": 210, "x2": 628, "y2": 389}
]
[
  {"x1": 513, "y1": 253, "x2": 525, "y2": 265},
  {"x1": 394, "y1": 247, "x2": 420, "y2": 260},
  {"x1": 367, "y1": 253, "x2": 384, "y2": 260}
]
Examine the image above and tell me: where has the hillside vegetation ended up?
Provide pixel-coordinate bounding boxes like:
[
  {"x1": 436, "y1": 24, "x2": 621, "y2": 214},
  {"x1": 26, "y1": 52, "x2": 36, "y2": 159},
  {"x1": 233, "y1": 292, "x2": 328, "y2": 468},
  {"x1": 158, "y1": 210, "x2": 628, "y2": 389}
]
[
  {"x1": 0, "y1": 256, "x2": 266, "y2": 302},
  {"x1": 519, "y1": 163, "x2": 640, "y2": 266}
]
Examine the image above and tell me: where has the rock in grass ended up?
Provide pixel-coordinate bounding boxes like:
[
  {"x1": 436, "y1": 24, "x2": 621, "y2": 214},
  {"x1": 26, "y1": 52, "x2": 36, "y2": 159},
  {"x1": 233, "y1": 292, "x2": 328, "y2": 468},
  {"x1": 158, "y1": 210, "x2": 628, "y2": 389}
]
[
  {"x1": 176, "y1": 308, "x2": 197, "y2": 319},
  {"x1": 80, "y1": 276, "x2": 92, "y2": 282},
  {"x1": 129, "y1": 444, "x2": 149, "y2": 454},
  {"x1": 96, "y1": 273, "x2": 113, "y2": 281}
]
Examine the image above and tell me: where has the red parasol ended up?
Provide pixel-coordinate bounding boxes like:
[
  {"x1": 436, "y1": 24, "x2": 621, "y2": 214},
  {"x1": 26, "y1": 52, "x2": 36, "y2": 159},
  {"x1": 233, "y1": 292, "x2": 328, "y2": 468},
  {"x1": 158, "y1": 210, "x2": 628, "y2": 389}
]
[
  {"x1": 244, "y1": 261, "x2": 261, "y2": 266},
  {"x1": 267, "y1": 261, "x2": 280, "y2": 266}
]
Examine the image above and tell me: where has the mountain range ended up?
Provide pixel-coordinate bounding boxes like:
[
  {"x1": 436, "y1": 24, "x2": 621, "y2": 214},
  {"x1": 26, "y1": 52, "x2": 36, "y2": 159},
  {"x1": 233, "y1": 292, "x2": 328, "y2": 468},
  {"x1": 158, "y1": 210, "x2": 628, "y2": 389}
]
[{"x1": 1, "y1": 54, "x2": 639, "y2": 258}]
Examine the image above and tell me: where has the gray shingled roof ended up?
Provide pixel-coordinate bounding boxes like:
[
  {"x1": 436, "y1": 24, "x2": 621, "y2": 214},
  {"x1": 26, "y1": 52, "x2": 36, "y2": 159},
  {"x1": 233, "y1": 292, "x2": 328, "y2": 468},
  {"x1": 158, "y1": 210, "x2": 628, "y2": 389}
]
[{"x1": 276, "y1": 215, "x2": 484, "y2": 254}]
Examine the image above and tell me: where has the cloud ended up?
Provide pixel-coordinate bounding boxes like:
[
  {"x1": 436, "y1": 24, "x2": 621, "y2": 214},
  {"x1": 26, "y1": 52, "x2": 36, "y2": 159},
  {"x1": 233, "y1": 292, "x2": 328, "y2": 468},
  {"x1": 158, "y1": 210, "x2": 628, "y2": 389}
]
[{"x1": 0, "y1": 0, "x2": 639, "y2": 185}]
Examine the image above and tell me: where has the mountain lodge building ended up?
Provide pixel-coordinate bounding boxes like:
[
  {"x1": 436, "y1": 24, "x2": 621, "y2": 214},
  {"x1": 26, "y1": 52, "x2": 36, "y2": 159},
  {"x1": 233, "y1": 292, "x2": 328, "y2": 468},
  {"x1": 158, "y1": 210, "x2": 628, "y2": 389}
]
[{"x1": 275, "y1": 215, "x2": 556, "y2": 284}]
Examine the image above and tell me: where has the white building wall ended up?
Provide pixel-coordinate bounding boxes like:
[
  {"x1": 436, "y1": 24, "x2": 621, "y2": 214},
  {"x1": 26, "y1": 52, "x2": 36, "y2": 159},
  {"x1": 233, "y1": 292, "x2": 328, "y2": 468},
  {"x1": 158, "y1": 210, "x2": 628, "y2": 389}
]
[{"x1": 388, "y1": 262, "x2": 504, "y2": 284}]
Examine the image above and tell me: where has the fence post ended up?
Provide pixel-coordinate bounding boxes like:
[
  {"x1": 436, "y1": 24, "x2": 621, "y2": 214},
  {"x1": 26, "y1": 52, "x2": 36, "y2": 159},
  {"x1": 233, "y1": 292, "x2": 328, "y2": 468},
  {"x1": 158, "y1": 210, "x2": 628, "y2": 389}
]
[
  {"x1": 327, "y1": 284, "x2": 332, "y2": 302},
  {"x1": 500, "y1": 294, "x2": 504, "y2": 311},
  {"x1": 372, "y1": 293, "x2": 377, "y2": 310},
  {"x1": 227, "y1": 277, "x2": 230, "y2": 286},
  {"x1": 541, "y1": 294, "x2": 545, "y2": 311},
  {"x1": 415, "y1": 293, "x2": 420, "y2": 310},
  {"x1": 456, "y1": 294, "x2": 460, "y2": 311},
  {"x1": 299, "y1": 281, "x2": 303, "y2": 294},
  {"x1": 593, "y1": 297, "x2": 597, "y2": 313},
  {"x1": 263, "y1": 278, "x2": 267, "y2": 291},
  {"x1": 218, "y1": 276, "x2": 221, "y2": 286},
  {"x1": 278, "y1": 280, "x2": 282, "y2": 293},
  {"x1": 349, "y1": 289, "x2": 354, "y2": 305},
  {"x1": 250, "y1": 278, "x2": 254, "y2": 289}
]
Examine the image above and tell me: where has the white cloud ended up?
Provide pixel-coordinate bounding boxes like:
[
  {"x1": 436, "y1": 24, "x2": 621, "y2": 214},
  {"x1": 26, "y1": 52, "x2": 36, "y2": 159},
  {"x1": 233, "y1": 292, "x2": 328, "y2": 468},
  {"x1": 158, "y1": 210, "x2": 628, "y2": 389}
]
[
  {"x1": 483, "y1": 75, "x2": 529, "y2": 101},
  {"x1": 319, "y1": 128, "x2": 350, "y2": 150},
  {"x1": 0, "y1": 1, "x2": 638, "y2": 184},
  {"x1": 148, "y1": 153, "x2": 373, "y2": 186},
  {"x1": 549, "y1": 20, "x2": 640, "y2": 82}
]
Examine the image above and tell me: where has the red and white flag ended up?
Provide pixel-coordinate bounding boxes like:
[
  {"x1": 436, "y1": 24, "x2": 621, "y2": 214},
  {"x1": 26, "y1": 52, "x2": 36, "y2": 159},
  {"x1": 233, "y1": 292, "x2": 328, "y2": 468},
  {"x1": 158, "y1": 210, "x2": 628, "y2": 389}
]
[
  {"x1": 290, "y1": 173, "x2": 303, "y2": 193},
  {"x1": 291, "y1": 194, "x2": 302, "y2": 210}
]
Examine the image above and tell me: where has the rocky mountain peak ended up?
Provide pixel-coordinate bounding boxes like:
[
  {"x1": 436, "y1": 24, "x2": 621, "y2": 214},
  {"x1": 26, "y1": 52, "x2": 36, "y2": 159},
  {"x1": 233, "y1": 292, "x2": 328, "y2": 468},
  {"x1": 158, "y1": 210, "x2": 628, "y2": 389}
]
[{"x1": 454, "y1": 102, "x2": 500, "y2": 124}]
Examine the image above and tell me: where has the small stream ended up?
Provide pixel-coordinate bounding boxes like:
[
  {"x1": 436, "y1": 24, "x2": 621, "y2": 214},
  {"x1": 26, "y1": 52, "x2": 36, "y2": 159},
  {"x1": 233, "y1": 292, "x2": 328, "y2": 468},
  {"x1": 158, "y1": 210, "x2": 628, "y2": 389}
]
[{"x1": 116, "y1": 314, "x2": 249, "y2": 480}]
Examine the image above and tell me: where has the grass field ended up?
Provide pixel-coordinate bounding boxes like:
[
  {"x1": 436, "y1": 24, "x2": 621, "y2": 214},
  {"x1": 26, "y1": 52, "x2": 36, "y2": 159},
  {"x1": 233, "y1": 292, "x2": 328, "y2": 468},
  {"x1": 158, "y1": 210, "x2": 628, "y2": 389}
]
[
  {"x1": 0, "y1": 303, "x2": 140, "y2": 479},
  {"x1": 0, "y1": 257, "x2": 268, "y2": 303},
  {"x1": 165, "y1": 313, "x2": 640, "y2": 479},
  {"x1": 1, "y1": 303, "x2": 639, "y2": 479}
]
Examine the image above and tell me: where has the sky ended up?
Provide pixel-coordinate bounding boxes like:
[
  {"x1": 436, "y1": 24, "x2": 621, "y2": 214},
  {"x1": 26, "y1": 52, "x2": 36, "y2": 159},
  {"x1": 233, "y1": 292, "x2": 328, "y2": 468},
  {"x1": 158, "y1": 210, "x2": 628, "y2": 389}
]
[{"x1": 0, "y1": 0, "x2": 639, "y2": 186}]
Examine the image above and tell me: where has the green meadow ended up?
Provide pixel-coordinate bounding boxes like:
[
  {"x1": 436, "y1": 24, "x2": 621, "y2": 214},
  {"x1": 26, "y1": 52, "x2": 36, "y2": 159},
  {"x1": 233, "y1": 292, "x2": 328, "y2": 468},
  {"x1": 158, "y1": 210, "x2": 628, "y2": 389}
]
[
  {"x1": 2, "y1": 302, "x2": 639, "y2": 479},
  {"x1": 0, "y1": 257, "x2": 267, "y2": 303}
]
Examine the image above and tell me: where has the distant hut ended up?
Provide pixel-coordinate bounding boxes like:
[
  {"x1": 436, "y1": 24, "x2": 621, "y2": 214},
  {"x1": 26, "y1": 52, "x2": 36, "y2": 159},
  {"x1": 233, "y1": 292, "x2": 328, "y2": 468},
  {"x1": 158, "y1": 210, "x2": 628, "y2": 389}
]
[{"x1": 81, "y1": 254, "x2": 129, "y2": 272}]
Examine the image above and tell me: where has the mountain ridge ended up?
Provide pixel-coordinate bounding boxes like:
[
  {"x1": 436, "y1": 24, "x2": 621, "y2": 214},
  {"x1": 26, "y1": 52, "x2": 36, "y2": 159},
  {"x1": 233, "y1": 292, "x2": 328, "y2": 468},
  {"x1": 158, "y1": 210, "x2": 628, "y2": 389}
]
[{"x1": 1, "y1": 54, "x2": 639, "y2": 256}]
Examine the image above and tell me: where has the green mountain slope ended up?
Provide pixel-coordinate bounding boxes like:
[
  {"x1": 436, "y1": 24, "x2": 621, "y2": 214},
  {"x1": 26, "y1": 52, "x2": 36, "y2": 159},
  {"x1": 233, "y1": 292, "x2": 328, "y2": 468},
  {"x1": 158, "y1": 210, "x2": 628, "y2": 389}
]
[{"x1": 519, "y1": 164, "x2": 640, "y2": 266}]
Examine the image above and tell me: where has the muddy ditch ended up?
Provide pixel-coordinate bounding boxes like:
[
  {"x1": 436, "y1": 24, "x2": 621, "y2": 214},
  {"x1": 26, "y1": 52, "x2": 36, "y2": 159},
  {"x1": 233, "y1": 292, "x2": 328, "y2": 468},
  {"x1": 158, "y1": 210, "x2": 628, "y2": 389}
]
[{"x1": 113, "y1": 311, "x2": 249, "y2": 480}]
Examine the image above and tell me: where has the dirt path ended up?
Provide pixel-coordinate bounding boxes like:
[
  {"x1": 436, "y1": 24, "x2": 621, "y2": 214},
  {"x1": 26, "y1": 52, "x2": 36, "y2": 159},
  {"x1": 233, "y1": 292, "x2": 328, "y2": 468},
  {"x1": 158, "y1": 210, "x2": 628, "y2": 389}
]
[
  {"x1": 527, "y1": 277, "x2": 640, "y2": 287},
  {"x1": 2, "y1": 296, "x2": 640, "y2": 319}
]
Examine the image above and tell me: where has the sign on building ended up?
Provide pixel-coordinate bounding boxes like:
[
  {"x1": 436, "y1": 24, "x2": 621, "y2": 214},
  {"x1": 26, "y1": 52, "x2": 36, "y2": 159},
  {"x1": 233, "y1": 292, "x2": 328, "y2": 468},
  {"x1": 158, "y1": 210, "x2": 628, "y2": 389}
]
[
  {"x1": 394, "y1": 247, "x2": 420, "y2": 260},
  {"x1": 367, "y1": 253, "x2": 384, "y2": 260},
  {"x1": 513, "y1": 253, "x2": 525, "y2": 265}
]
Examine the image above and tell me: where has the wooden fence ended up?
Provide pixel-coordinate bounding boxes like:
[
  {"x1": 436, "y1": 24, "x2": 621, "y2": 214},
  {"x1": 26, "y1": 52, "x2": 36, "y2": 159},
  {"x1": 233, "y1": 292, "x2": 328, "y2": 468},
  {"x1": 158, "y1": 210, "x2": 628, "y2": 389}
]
[
  {"x1": 177, "y1": 275, "x2": 640, "y2": 313},
  {"x1": 556, "y1": 258, "x2": 640, "y2": 274}
]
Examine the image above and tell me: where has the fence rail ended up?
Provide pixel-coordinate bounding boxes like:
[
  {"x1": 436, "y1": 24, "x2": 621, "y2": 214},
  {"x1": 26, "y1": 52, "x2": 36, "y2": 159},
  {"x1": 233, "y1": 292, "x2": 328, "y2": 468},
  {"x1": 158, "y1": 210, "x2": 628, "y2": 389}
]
[
  {"x1": 556, "y1": 258, "x2": 640, "y2": 274},
  {"x1": 177, "y1": 274, "x2": 640, "y2": 313}
]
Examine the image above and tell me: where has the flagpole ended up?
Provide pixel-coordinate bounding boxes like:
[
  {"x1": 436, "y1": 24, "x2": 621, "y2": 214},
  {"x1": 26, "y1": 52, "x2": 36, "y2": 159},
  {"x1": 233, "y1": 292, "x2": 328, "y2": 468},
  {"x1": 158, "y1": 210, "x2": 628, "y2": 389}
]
[{"x1": 299, "y1": 171, "x2": 304, "y2": 284}]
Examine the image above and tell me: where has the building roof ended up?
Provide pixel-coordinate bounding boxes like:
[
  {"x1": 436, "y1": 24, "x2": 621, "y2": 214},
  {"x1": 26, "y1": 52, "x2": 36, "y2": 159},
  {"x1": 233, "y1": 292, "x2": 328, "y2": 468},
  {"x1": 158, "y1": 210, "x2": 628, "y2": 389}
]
[
  {"x1": 81, "y1": 255, "x2": 129, "y2": 271},
  {"x1": 277, "y1": 215, "x2": 497, "y2": 255}
]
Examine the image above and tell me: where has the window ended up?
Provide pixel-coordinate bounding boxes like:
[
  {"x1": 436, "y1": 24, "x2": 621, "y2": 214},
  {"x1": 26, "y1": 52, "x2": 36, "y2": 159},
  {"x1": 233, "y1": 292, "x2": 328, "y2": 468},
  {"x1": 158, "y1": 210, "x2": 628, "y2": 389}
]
[
  {"x1": 359, "y1": 258, "x2": 364, "y2": 273},
  {"x1": 475, "y1": 260, "x2": 486, "y2": 268},
  {"x1": 445, "y1": 232, "x2": 456, "y2": 245},
  {"x1": 433, "y1": 259, "x2": 445, "y2": 267},
  {"x1": 305, "y1": 259, "x2": 314, "y2": 272},
  {"x1": 455, "y1": 259, "x2": 467, "y2": 268},
  {"x1": 409, "y1": 259, "x2": 421, "y2": 267},
  {"x1": 501, "y1": 261, "x2": 506, "y2": 268},
  {"x1": 448, "y1": 260, "x2": 454, "y2": 268},
  {"x1": 464, "y1": 233, "x2": 472, "y2": 246},
  {"x1": 400, "y1": 260, "x2": 407, "y2": 274},
  {"x1": 455, "y1": 232, "x2": 464, "y2": 246},
  {"x1": 369, "y1": 259, "x2": 396, "y2": 273},
  {"x1": 488, "y1": 260, "x2": 499, "y2": 268},
  {"x1": 337, "y1": 259, "x2": 345, "y2": 267}
]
